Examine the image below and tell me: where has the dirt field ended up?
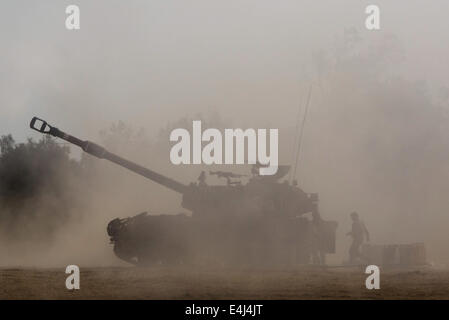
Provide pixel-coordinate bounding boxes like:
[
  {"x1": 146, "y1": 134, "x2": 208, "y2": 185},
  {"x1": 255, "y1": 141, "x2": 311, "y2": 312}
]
[{"x1": 0, "y1": 266, "x2": 448, "y2": 300}]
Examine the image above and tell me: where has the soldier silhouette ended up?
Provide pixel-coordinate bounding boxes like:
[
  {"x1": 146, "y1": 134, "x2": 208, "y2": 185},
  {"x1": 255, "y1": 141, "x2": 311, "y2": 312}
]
[{"x1": 346, "y1": 211, "x2": 370, "y2": 264}]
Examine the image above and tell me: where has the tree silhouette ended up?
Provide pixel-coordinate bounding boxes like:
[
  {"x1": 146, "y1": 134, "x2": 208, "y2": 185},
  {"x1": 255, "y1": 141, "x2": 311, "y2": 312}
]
[{"x1": 0, "y1": 135, "x2": 85, "y2": 240}]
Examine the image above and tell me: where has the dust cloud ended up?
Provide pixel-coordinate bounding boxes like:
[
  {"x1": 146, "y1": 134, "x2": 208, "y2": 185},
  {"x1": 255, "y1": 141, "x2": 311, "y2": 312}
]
[{"x1": 1, "y1": 1, "x2": 449, "y2": 267}]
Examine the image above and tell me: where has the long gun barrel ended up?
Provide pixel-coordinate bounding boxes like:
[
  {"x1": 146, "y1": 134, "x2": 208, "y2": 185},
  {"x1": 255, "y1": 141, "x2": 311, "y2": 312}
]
[{"x1": 30, "y1": 117, "x2": 187, "y2": 194}]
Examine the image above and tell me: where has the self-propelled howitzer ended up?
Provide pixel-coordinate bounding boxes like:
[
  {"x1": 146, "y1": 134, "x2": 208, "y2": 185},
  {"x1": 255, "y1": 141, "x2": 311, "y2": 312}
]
[{"x1": 30, "y1": 117, "x2": 337, "y2": 266}]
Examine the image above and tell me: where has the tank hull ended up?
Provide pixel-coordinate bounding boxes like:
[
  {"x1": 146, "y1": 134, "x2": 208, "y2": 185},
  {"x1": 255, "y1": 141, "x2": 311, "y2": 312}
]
[{"x1": 107, "y1": 212, "x2": 337, "y2": 267}]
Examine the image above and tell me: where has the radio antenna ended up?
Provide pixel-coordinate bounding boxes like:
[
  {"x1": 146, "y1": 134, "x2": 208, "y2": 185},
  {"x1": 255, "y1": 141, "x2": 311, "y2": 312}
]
[
  {"x1": 292, "y1": 85, "x2": 312, "y2": 182},
  {"x1": 289, "y1": 88, "x2": 304, "y2": 182}
]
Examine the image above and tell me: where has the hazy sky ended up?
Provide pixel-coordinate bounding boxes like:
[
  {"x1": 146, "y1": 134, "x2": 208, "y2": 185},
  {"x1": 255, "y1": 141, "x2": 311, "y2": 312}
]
[{"x1": 1, "y1": 0, "x2": 448, "y2": 141}]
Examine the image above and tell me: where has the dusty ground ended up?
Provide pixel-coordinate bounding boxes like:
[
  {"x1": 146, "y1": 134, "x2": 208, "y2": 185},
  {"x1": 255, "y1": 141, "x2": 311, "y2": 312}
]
[{"x1": 0, "y1": 266, "x2": 448, "y2": 299}]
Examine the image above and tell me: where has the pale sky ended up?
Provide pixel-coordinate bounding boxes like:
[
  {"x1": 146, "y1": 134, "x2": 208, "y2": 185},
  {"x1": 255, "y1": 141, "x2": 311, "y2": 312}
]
[{"x1": 1, "y1": 0, "x2": 448, "y2": 141}]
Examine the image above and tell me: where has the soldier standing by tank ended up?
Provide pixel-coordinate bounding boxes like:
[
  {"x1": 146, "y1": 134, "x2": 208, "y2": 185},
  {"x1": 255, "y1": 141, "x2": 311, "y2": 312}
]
[
  {"x1": 311, "y1": 208, "x2": 326, "y2": 265},
  {"x1": 346, "y1": 211, "x2": 370, "y2": 264}
]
